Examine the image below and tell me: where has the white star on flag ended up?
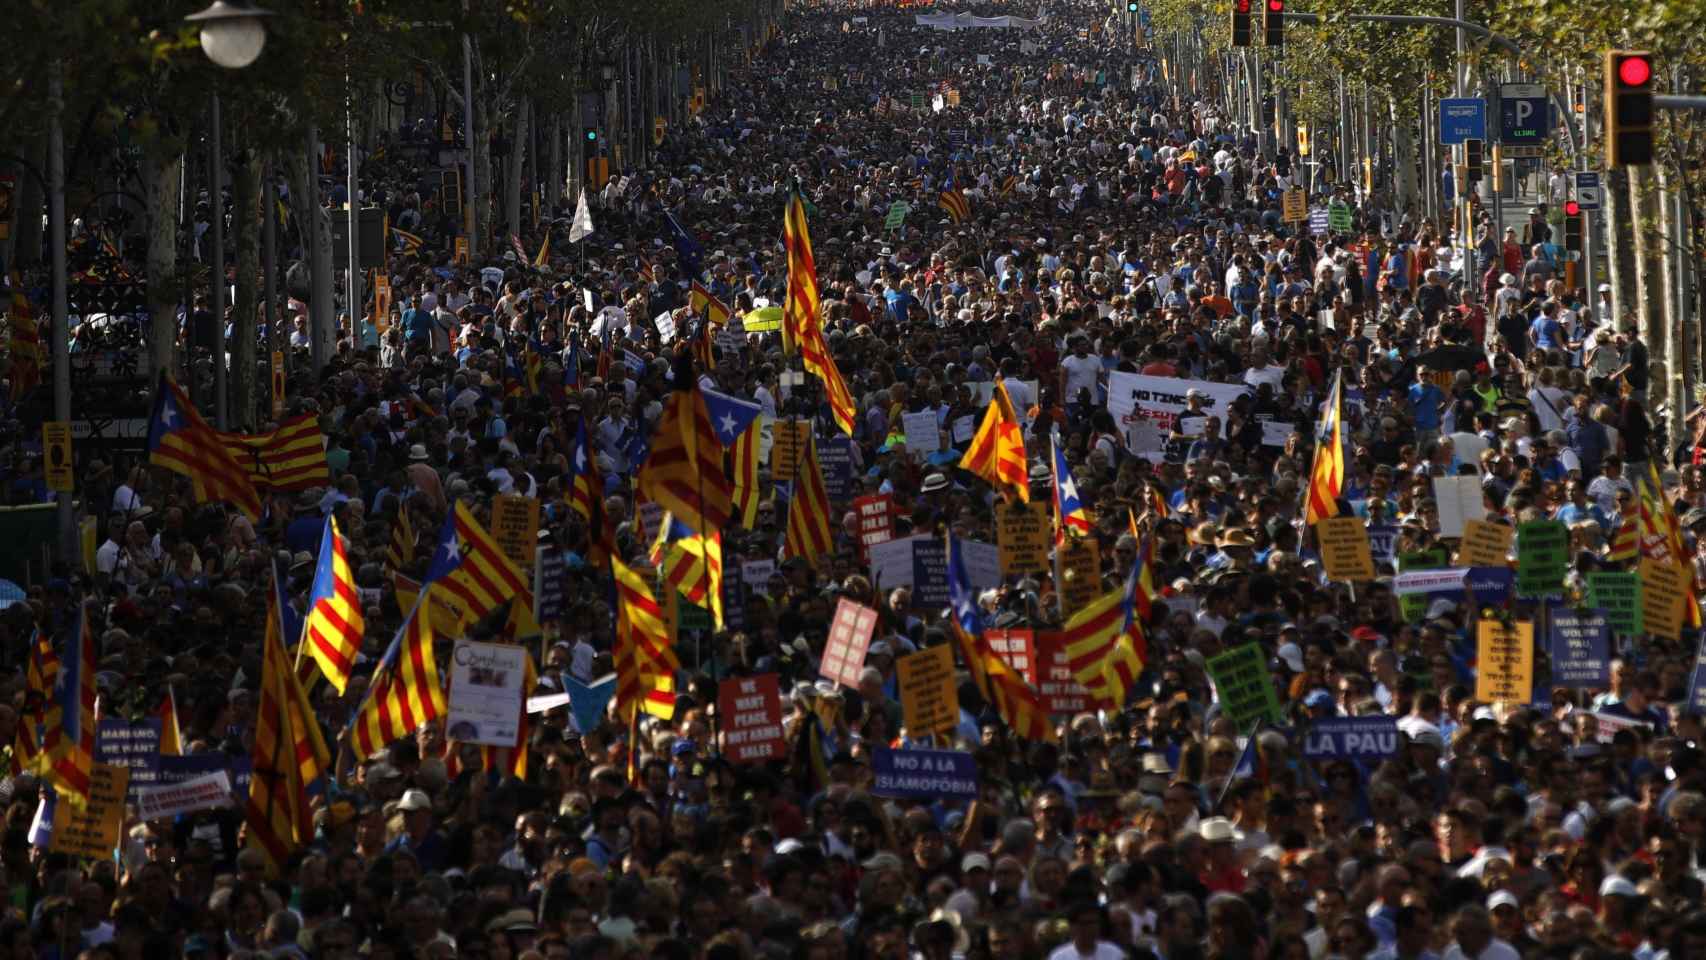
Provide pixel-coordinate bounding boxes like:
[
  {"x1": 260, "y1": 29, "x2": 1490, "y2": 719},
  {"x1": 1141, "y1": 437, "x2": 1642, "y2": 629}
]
[{"x1": 718, "y1": 413, "x2": 738, "y2": 440}]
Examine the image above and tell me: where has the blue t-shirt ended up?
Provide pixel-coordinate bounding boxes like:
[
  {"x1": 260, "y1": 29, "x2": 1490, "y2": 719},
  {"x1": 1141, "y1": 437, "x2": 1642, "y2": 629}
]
[{"x1": 1408, "y1": 383, "x2": 1445, "y2": 430}]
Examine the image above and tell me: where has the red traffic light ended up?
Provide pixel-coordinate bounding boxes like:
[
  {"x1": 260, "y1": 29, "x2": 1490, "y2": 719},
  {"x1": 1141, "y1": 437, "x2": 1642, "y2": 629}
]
[
  {"x1": 1267, "y1": 0, "x2": 1283, "y2": 9},
  {"x1": 1564, "y1": 200, "x2": 1581, "y2": 216},
  {"x1": 1618, "y1": 56, "x2": 1652, "y2": 87},
  {"x1": 1236, "y1": 0, "x2": 1250, "y2": 10}
]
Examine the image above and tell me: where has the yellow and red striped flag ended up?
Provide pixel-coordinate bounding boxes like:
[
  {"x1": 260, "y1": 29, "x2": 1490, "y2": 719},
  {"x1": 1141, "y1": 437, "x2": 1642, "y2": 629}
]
[
  {"x1": 386, "y1": 506, "x2": 415, "y2": 573},
  {"x1": 730, "y1": 421, "x2": 762, "y2": 529},
  {"x1": 652, "y1": 513, "x2": 725, "y2": 629},
  {"x1": 962, "y1": 380, "x2": 1029, "y2": 503},
  {"x1": 36, "y1": 605, "x2": 96, "y2": 808},
  {"x1": 782, "y1": 190, "x2": 856, "y2": 435},
  {"x1": 7, "y1": 275, "x2": 41, "y2": 402},
  {"x1": 946, "y1": 534, "x2": 1055, "y2": 742},
  {"x1": 637, "y1": 386, "x2": 733, "y2": 539},
  {"x1": 613, "y1": 557, "x2": 678, "y2": 722},
  {"x1": 148, "y1": 373, "x2": 263, "y2": 520},
  {"x1": 423, "y1": 502, "x2": 535, "y2": 630},
  {"x1": 12, "y1": 630, "x2": 58, "y2": 776},
  {"x1": 247, "y1": 568, "x2": 331, "y2": 875},
  {"x1": 158, "y1": 685, "x2": 182, "y2": 756},
  {"x1": 1608, "y1": 514, "x2": 1639, "y2": 562},
  {"x1": 690, "y1": 281, "x2": 732, "y2": 326},
  {"x1": 301, "y1": 517, "x2": 364, "y2": 695},
  {"x1": 1059, "y1": 551, "x2": 1149, "y2": 709},
  {"x1": 1304, "y1": 370, "x2": 1344, "y2": 525},
  {"x1": 217, "y1": 413, "x2": 331, "y2": 491},
  {"x1": 784, "y1": 433, "x2": 834, "y2": 568},
  {"x1": 350, "y1": 596, "x2": 447, "y2": 762}
]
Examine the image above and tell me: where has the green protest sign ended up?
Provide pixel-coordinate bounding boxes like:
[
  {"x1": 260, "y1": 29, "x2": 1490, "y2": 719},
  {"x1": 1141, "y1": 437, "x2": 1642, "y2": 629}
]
[
  {"x1": 1328, "y1": 202, "x2": 1353, "y2": 232},
  {"x1": 1206, "y1": 644, "x2": 1283, "y2": 730},
  {"x1": 1586, "y1": 572, "x2": 1643, "y2": 635},
  {"x1": 1515, "y1": 520, "x2": 1569, "y2": 598},
  {"x1": 1397, "y1": 548, "x2": 1451, "y2": 623},
  {"x1": 884, "y1": 201, "x2": 911, "y2": 233}
]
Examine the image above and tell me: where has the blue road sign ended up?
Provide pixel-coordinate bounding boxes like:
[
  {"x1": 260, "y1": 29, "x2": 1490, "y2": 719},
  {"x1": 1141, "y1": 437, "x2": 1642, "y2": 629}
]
[
  {"x1": 1499, "y1": 83, "x2": 1549, "y2": 145},
  {"x1": 1438, "y1": 98, "x2": 1485, "y2": 145},
  {"x1": 1575, "y1": 171, "x2": 1602, "y2": 212}
]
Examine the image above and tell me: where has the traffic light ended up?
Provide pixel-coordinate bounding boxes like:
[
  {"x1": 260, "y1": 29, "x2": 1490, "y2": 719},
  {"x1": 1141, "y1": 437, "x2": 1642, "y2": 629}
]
[
  {"x1": 1604, "y1": 50, "x2": 1654, "y2": 167},
  {"x1": 1564, "y1": 200, "x2": 1583, "y2": 253},
  {"x1": 1230, "y1": 0, "x2": 1252, "y2": 46},
  {"x1": 583, "y1": 126, "x2": 600, "y2": 145},
  {"x1": 1127, "y1": 1, "x2": 1139, "y2": 11},
  {"x1": 1264, "y1": 0, "x2": 1284, "y2": 47},
  {"x1": 1261, "y1": 96, "x2": 1276, "y2": 126},
  {"x1": 1464, "y1": 138, "x2": 1483, "y2": 182}
]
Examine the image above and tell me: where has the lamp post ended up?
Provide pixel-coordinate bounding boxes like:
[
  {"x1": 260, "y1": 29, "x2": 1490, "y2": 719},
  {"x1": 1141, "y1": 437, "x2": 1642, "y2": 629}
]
[{"x1": 185, "y1": 1, "x2": 273, "y2": 430}]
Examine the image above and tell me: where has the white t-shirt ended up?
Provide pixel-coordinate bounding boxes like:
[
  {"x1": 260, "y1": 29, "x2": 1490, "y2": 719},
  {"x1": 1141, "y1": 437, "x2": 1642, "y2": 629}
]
[
  {"x1": 1245, "y1": 364, "x2": 1286, "y2": 392},
  {"x1": 1061, "y1": 354, "x2": 1102, "y2": 404},
  {"x1": 1443, "y1": 938, "x2": 1521, "y2": 960},
  {"x1": 1046, "y1": 942, "x2": 1125, "y2": 960}
]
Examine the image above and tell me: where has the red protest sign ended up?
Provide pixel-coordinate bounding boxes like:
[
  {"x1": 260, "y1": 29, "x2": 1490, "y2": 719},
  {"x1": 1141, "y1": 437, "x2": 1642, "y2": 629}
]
[
  {"x1": 987, "y1": 628, "x2": 1038, "y2": 684},
  {"x1": 854, "y1": 494, "x2": 894, "y2": 559},
  {"x1": 822, "y1": 598, "x2": 879, "y2": 689},
  {"x1": 1035, "y1": 631, "x2": 1098, "y2": 716},
  {"x1": 718, "y1": 673, "x2": 786, "y2": 764}
]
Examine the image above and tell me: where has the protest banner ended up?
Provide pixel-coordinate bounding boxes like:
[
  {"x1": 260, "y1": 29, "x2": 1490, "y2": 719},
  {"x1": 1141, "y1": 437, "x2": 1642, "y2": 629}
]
[
  {"x1": 1106, "y1": 372, "x2": 1249, "y2": 435},
  {"x1": 134, "y1": 770, "x2": 233, "y2": 822},
  {"x1": 853, "y1": 494, "x2": 895, "y2": 555},
  {"x1": 1584, "y1": 711, "x2": 1653, "y2": 743},
  {"x1": 490, "y1": 495, "x2": 540, "y2": 572},
  {"x1": 1475, "y1": 620, "x2": 1535, "y2": 703},
  {"x1": 1058, "y1": 538, "x2": 1101, "y2": 616},
  {"x1": 1034, "y1": 630, "x2": 1095, "y2": 714},
  {"x1": 447, "y1": 640, "x2": 528, "y2": 747},
  {"x1": 158, "y1": 754, "x2": 251, "y2": 801},
  {"x1": 871, "y1": 747, "x2": 979, "y2": 801},
  {"x1": 1316, "y1": 516, "x2": 1375, "y2": 581},
  {"x1": 49, "y1": 764, "x2": 128, "y2": 859},
  {"x1": 1396, "y1": 548, "x2": 1451, "y2": 622},
  {"x1": 997, "y1": 501, "x2": 1051, "y2": 574},
  {"x1": 95, "y1": 718, "x2": 162, "y2": 800},
  {"x1": 718, "y1": 673, "x2": 786, "y2": 763},
  {"x1": 822, "y1": 599, "x2": 879, "y2": 689},
  {"x1": 770, "y1": 420, "x2": 810, "y2": 477},
  {"x1": 897, "y1": 644, "x2": 959, "y2": 738},
  {"x1": 1302, "y1": 717, "x2": 1400, "y2": 760},
  {"x1": 1587, "y1": 571, "x2": 1643, "y2": 634},
  {"x1": 1206, "y1": 644, "x2": 1283, "y2": 728},
  {"x1": 1548, "y1": 606, "x2": 1611, "y2": 687},
  {"x1": 1640, "y1": 558, "x2": 1688, "y2": 639},
  {"x1": 987, "y1": 628, "x2": 1037, "y2": 682},
  {"x1": 870, "y1": 536, "x2": 998, "y2": 601},
  {"x1": 1458, "y1": 519, "x2": 1514, "y2": 567},
  {"x1": 1515, "y1": 520, "x2": 1569, "y2": 597}
]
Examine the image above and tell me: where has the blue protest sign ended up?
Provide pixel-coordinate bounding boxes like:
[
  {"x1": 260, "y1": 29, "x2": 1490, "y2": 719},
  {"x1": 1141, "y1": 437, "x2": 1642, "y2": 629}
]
[
  {"x1": 1466, "y1": 566, "x2": 1515, "y2": 606},
  {"x1": 1367, "y1": 525, "x2": 1398, "y2": 566},
  {"x1": 96, "y1": 719, "x2": 162, "y2": 800},
  {"x1": 1438, "y1": 98, "x2": 1486, "y2": 145},
  {"x1": 911, "y1": 540, "x2": 949, "y2": 608},
  {"x1": 536, "y1": 549, "x2": 565, "y2": 622},
  {"x1": 819, "y1": 435, "x2": 856, "y2": 501},
  {"x1": 1548, "y1": 605, "x2": 1611, "y2": 687},
  {"x1": 1302, "y1": 717, "x2": 1401, "y2": 761},
  {"x1": 871, "y1": 747, "x2": 979, "y2": 801},
  {"x1": 721, "y1": 562, "x2": 746, "y2": 632}
]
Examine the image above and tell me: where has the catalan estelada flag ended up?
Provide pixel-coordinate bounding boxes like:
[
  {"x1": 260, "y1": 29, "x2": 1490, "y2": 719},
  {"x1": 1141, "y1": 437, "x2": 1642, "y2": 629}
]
[
  {"x1": 148, "y1": 373, "x2": 263, "y2": 520},
  {"x1": 638, "y1": 385, "x2": 733, "y2": 539},
  {"x1": 7, "y1": 274, "x2": 41, "y2": 402},
  {"x1": 962, "y1": 380, "x2": 1029, "y2": 503},
  {"x1": 392, "y1": 227, "x2": 424, "y2": 254},
  {"x1": 248, "y1": 564, "x2": 331, "y2": 875},
  {"x1": 612, "y1": 558, "x2": 678, "y2": 722},
  {"x1": 37, "y1": 605, "x2": 96, "y2": 808},
  {"x1": 782, "y1": 189, "x2": 856, "y2": 435},
  {"x1": 1305, "y1": 370, "x2": 1344, "y2": 525},
  {"x1": 784, "y1": 433, "x2": 834, "y2": 569},
  {"x1": 1060, "y1": 550, "x2": 1148, "y2": 710},
  {"x1": 423, "y1": 502, "x2": 535, "y2": 629},
  {"x1": 1052, "y1": 436, "x2": 1091, "y2": 543},
  {"x1": 301, "y1": 516, "x2": 364, "y2": 695},
  {"x1": 350, "y1": 594, "x2": 446, "y2": 762},
  {"x1": 12, "y1": 630, "x2": 58, "y2": 776},
  {"x1": 945, "y1": 533, "x2": 1054, "y2": 742}
]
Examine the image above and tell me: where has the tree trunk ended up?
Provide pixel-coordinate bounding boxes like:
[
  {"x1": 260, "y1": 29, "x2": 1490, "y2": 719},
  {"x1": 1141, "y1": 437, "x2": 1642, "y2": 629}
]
[
  {"x1": 12, "y1": 136, "x2": 47, "y2": 268},
  {"x1": 1657, "y1": 165, "x2": 1685, "y2": 441},
  {"x1": 548, "y1": 112, "x2": 563, "y2": 211},
  {"x1": 142, "y1": 140, "x2": 182, "y2": 379},
  {"x1": 1390, "y1": 97, "x2": 1418, "y2": 218},
  {"x1": 291, "y1": 131, "x2": 335, "y2": 373},
  {"x1": 231, "y1": 146, "x2": 259, "y2": 430},
  {"x1": 1604, "y1": 168, "x2": 1628, "y2": 328},
  {"x1": 507, "y1": 98, "x2": 527, "y2": 239},
  {"x1": 1630, "y1": 166, "x2": 1665, "y2": 412}
]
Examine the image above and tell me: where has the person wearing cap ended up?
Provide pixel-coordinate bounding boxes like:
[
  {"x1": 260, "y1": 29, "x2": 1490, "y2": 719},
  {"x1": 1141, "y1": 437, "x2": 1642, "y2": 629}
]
[{"x1": 383, "y1": 789, "x2": 446, "y2": 871}]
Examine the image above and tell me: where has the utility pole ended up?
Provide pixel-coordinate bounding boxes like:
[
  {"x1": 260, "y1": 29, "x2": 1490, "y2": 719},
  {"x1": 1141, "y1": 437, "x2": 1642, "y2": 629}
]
[
  {"x1": 210, "y1": 91, "x2": 227, "y2": 429},
  {"x1": 50, "y1": 64, "x2": 72, "y2": 562},
  {"x1": 462, "y1": 7, "x2": 478, "y2": 259}
]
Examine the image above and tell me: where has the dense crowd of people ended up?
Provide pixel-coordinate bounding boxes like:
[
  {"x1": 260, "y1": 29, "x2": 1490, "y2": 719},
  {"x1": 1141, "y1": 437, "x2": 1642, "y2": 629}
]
[{"x1": 1, "y1": 1, "x2": 1703, "y2": 959}]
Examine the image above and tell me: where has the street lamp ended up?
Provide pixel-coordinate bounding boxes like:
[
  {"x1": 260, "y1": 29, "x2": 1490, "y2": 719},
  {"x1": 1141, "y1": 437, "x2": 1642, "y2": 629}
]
[{"x1": 185, "y1": 1, "x2": 275, "y2": 70}]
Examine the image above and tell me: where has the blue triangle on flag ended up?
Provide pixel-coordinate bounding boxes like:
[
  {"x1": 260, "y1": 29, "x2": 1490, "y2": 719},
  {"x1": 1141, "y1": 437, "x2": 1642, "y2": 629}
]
[
  {"x1": 701, "y1": 388, "x2": 763, "y2": 448},
  {"x1": 562, "y1": 672, "x2": 617, "y2": 734}
]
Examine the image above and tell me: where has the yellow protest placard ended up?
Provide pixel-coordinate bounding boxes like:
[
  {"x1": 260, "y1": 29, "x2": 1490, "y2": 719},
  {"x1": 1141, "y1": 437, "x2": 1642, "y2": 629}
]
[
  {"x1": 897, "y1": 644, "x2": 959, "y2": 738},
  {"x1": 1639, "y1": 558, "x2": 1687, "y2": 640},
  {"x1": 42, "y1": 421, "x2": 73, "y2": 493},
  {"x1": 1474, "y1": 620, "x2": 1535, "y2": 704},
  {"x1": 1458, "y1": 519, "x2": 1514, "y2": 567},
  {"x1": 454, "y1": 237, "x2": 470, "y2": 265},
  {"x1": 998, "y1": 501, "x2": 1051, "y2": 575},
  {"x1": 50, "y1": 764, "x2": 129, "y2": 859},
  {"x1": 1316, "y1": 516, "x2": 1375, "y2": 581},
  {"x1": 1058, "y1": 538, "x2": 1101, "y2": 617},
  {"x1": 490, "y1": 495, "x2": 540, "y2": 572},
  {"x1": 770, "y1": 420, "x2": 810, "y2": 478}
]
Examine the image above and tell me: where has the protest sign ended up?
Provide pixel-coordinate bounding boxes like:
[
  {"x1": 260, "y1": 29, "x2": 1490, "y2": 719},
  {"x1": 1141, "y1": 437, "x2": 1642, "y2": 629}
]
[
  {"x1": 897, "y1": 644, "x2": 959, "y2": 738},
  {"x1": 1587, "y1": 572, "x2": 1643, "y2": 634},
  {"x1": 1515, "y1": 520, "x2": 1569, "y2": 597},
  {"x1": 1434, "y1": 476, "x2": 1487, "y2": 537},
  {"x1": 490, "y1": 495, "x2": 540, "y2": 572},
  {"x1": 1475, "y1": 620, "x2": 1535, "y2": 703},
  {"x1": 1302, "y1": 717, "x2": 1401, "y2": 760},
  {"x1": 1206, "y1": 644, "x2": 1283, "y2": 729},
  {"x1": 1548, "y1": 606, "x2": 1611, "y2": 687},
  {"x1": 1106, "y1": 372, "x2": 1249, "y2": 435},
  {"x1": 720, "y1": 562, "x2": 746, "y2": 632},
  {"x1": 1058, "y1": 538, "x2": 1101, "y2": 616},
  {"x1": 818, "y1": 436, "x2": 856, "y2": 500},
  {"x1": 636, "y1": 501, "x2": 664, "y2": 546},
  {"x1": 1260, "y1": 420, "x2": 1294, "y2": 448},
  {"x1": 869, "y1": 536, "x2": 916, "y2": 590},
  {"x1": 1366, "y1": 525, "x2": 1398, "y2": 567},
  {"x1": 742, "y1": 559, "x2": 777, "y2": 595},
  {"x1": 1584, "y1": 711, "x2": 1653, "y2": 743},
  {"x1": 134, "y1": 770, "x2": 233, "y2": 822},
  {"x1": 158, "y1": 754, "x2": 251, "y2": 801},
  {"x1": 871, "y1": 747, "x2": 979, "y2": 801},
  {"x1": 95, "y1": 718, "x2": 162, "y2": 800},
  {"x1": 902, "y1": 410, "x2": 940, "y2": 460},
  {"x1": 534, "y1": 548, "x2": 565, "y2": 623},
  {"x1": 987, "y1": 628, "x2": 1037, "y2": 682},
  {"x1": 49, "y1": 764, "x2": 128, "y2": 859},
  {"x1": 1458, "y1": 519, "x2": 1514, "y2": 567},
  {"x1": 1034, "y1": 631, "x2": 1095, "y2": 715},
  {"x1": 871, "y1": 536, "x2": 996, "y2": 603},
  {"x1": 1640, "y1": 558, "x2": 1688, "y2": 639},
  {"x1": 1396, "y1": 548, "x2": 1451, "y2": 622},
  {"x1": 718, "y1": 673, "x2": 786, "y2": 763},
  {"x1": 853, "y1": 494, "x2": 895, "y2": 554},
  {"x1": 447, "y1": 640, "x2": 528, "y2": 747},
  {"x1": 1316, "y1": 516, "x2": 1375, "y2": 581},
  {"x1": 911, "y1": 539, "x2": 950, "y2": 607},
  {"x1": 770, "y1": 420, "x2": 810, "y2": 477},
  {"x1": 997, "y1": 501, "x2": 1051, "y2": 574},
  {"x1": 822, "y1": 599, "x2": 879, "y2": 689},
  {"x1": 951, "y1": 415, "x2": 976, "y2": 444}
]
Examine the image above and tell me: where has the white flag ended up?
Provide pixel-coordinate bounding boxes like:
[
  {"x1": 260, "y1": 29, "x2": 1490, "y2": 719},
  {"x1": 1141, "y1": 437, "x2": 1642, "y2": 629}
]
[{"x1": 568, "y1": 188, "x2": 595, "y2": 243}]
